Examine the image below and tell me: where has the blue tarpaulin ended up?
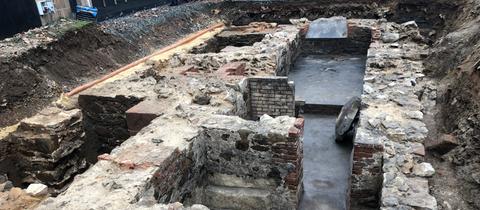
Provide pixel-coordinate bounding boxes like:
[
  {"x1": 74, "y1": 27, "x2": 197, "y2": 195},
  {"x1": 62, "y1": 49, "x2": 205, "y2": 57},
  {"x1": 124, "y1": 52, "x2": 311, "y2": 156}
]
[{"x1": 76, "y1": 5, "x2": 98, "y2": 17}]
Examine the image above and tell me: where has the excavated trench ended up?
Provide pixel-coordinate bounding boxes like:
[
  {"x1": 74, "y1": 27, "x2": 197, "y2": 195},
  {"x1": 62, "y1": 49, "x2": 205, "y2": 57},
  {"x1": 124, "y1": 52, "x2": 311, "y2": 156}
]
[
  {"x1": 2, "y1": 1, "x2": 479, "y2": 209},
  {"x1": 290, "y1": 28, "x2": 370, "y2": 210}
]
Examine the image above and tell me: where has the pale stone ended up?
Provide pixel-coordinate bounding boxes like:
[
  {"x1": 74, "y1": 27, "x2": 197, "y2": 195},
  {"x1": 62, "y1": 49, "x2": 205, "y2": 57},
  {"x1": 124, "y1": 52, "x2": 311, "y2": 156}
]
[
  {"x1": 382, "y1": 33, "x2": 400, "y2": 43},
  {"x1": 25, "y1": 183, "x2": 48, "y2": 196},
  {"x1": 412, "y1": 163, "x2": 435, "y2": 177}
]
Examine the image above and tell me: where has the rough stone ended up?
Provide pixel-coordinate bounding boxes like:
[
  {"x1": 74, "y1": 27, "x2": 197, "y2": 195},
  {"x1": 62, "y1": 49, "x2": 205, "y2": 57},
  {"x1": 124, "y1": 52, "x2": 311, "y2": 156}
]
[
  {"x1": 25, "y1": 183, "x2": 48, "y2": 197},
  {"x1": 382, "y1": 32, "x2": 400, "y2": 43},
  {"x1": 412, "y1": 163, "x2": 435, "y2": 177},
  {"x1": 193, "y1": 93, "x2": 212, "y2": 105},
  {"x1": 0, "y1": 181, "x2": 13, "y2": 192}
]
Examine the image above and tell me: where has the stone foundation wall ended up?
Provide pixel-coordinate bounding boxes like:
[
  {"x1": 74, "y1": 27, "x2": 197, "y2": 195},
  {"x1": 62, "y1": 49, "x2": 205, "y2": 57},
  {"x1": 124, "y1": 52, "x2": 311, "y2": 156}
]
[
  {"x1": 199, "y1": 115, "x2": 303, "y2": 210},
  {"x1": 37, "y1": 117, "x2": 202, "y2": 209},
  {"x1": 170, "y1": 24, "x2": 300, "y2": 77},
  {"x1": 351, "y1": 20, "x2": 437, "y2": 210},
  {"x1": 247, "y1": 76, "x2": 295, "y2": 119},
  {"x1": 7, "y1": 107, "x2": 86, "y2": 188},
  {"x1": 78, "y1": 94, "x2": 142, "y2": 162},
  {"x1": 36, "y1": 114, "x2": 301, "y2": 210}
]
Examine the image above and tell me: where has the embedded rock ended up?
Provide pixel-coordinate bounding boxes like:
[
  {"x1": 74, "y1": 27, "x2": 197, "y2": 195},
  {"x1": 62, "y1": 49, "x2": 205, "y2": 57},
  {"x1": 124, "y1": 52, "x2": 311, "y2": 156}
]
[
  {"x1": 25, "y1": 183, "x2": 48, "y2": 197},
  {"x1": 412, "y1": 163, "x2": 435, "y2": 177},
  {"x1": 382, "y1": 32, "x2": 400, "y2": 43}
]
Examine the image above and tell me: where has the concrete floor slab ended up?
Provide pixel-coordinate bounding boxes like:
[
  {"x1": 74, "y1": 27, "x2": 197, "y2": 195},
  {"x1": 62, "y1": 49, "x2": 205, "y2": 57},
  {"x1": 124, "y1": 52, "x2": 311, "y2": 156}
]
[
  {"x1": 299, "y1": 114, "x2": 353, "y2": 210},
  {"x1": 289, "y1": 54, "x2": 366, "y2": 106}
]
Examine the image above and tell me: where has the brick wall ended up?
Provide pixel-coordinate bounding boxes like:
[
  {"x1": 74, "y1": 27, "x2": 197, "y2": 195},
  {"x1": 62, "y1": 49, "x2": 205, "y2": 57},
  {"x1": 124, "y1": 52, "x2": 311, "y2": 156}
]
[
  {"x1": 275, "y1": 118, "x2": 304, "y2": 203},
  {"x1": 350, "y1": 127, "x2": 384, "y2": 208},
  {"x1": 151, "y1": 148, "x2": 200, "y2": 203},
  {"x1": 248, "y1": 76, "x2": 295, "y2": 119}
]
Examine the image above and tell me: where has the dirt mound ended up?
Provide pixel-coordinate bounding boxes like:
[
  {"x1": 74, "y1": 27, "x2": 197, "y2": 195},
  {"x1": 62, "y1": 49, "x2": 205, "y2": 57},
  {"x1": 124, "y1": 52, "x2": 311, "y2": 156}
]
[
  {"x1": 424, "y1": 0, "x2": 480, "y2": 209},
  {"x1": 0, "y1": 24, "x2": 140, "y2": 127},
  {"x1": 0, "y1": 1, "x2": 229, "y2": 128}
]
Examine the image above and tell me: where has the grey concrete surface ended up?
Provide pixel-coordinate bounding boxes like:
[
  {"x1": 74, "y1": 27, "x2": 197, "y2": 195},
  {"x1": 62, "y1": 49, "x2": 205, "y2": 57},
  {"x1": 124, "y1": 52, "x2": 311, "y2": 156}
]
[
  {"x1": 299, "y1": 114, "x2": 353, "y2": 210},
  {"x1": 289, "y1": 54, "x2": 366, "y2": 106}
]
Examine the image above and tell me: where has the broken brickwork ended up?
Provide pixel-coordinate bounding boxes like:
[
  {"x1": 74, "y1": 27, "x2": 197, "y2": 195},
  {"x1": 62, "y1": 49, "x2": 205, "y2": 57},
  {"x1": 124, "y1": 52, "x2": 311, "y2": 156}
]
[
  {"x1": 248, "y1": 76, "x2": 295, "y2": 120},
  {"x1": 350, "y1": 130, "x2": 384, "y2": 207},
  {"x1": 126, "y1": 100, "x2": 164, "y2": 135}
]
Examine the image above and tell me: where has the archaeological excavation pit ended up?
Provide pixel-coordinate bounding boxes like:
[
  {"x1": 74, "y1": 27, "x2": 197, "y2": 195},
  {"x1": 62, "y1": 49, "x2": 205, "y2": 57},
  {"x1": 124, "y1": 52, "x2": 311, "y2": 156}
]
[{"x1": 1, "y1": 1, "x2": 479, "y2": 210}]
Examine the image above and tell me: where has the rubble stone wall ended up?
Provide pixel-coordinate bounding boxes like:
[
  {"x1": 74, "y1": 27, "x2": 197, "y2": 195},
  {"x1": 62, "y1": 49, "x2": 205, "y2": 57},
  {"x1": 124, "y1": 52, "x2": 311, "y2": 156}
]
[
  {"x1": 351, "y1": 20, "x2": 438, "y2": 210},
  {"x1": 247, "y1": 76, "x2": 295, "y2": 120},
  {"x1": 199, "y1": 115, "x2": 303, "y2": 210},
  {"x1": 171, "y1": 24, "x2": 300, "y2": 77},
  {"x1": 152, "y1": 145, "x2": 205, "y2": 204},
  {"x1": 36, "y1": 115, "x2": 301, "y2": 210},
  {"x1": 36, "y1": 116, "x2": 201, "y2": 209},
  {"x1": 6, "y1": 107, "x2": 86, "y2": 188}
]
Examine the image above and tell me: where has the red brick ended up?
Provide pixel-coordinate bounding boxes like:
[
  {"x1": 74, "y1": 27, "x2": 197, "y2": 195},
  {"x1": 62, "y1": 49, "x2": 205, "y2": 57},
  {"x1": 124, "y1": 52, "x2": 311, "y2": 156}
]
[
  {"x1": 353, "y1": 151, "x2": 373, "y2": 159},
  {"x1": 288, "y1": 126, "x2": 302, "y2": 137},
  {"x1": 178, "y1": 65, "x2": 199, "y2": 75},
  {"x1": 411, "y1": 143, "x2": 425, "y2": 156},
  {"x1": 126, "y1": 101, "x2": 163, "y2": 135},
  {"x1": 294, "y1": 118, "x2": 305, "y2": 129},
  {"x1": 97, "y1": 153, "x2": 112, "y2": 161},
  {"x1": 218, "y1": 62, "x2": 246, "y2": 76}
]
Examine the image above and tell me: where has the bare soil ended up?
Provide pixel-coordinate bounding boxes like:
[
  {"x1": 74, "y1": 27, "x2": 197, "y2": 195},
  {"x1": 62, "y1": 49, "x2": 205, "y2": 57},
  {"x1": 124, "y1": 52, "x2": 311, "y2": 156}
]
[
  {"x1": 0, "y1": 25, "x2": 140, "y2": 127},
  {"x1": 424, "y1": 0, "x2": 480, "y2": 209},
  {"x1": 0, "y1": 1, "x2": 228, "y2": 128}
]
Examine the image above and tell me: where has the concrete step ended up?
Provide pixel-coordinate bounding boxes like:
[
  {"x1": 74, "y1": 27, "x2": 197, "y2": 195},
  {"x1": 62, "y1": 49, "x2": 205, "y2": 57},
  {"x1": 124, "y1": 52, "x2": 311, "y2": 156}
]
[{"x1": 204, "y1": 185, "x2": 272, "y2": 210}]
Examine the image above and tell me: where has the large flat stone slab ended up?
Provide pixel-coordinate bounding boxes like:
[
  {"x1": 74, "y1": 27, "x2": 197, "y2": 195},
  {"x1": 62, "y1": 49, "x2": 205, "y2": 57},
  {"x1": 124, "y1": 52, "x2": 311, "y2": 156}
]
[{"x1": 306, "y1": 17, "x2": 348, "y2": 39}]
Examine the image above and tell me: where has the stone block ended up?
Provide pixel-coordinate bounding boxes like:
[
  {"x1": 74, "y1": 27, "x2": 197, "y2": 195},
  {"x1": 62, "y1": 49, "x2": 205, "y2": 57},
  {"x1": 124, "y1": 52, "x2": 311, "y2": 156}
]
[
  {"x1": 26, "y1": 183, "x2": 48, "y2": 197},
  {"x1": 126, "y1": 100, "x2": 164, "y2": 135}
]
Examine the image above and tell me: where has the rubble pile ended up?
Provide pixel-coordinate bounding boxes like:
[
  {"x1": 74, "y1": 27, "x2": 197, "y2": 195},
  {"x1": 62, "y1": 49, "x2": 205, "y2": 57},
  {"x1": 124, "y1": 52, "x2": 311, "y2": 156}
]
[
  {"x1": 0, "y1": 19, "x2": 88, "y2": 60},
  {"x1": 0, "y1": 177, "x2": 44, "y2": 210}
]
